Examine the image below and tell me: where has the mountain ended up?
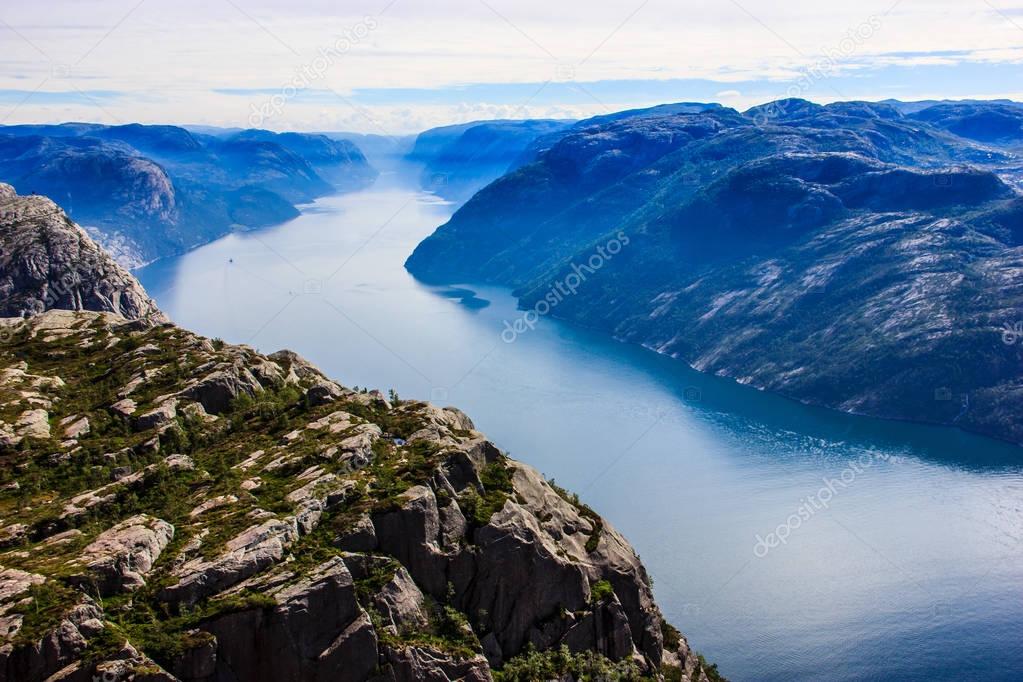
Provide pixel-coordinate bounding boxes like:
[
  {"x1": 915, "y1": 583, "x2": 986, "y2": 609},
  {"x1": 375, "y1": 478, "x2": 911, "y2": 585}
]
[
  {"x1": 0, "y1": 190, "x2": 721, "y2": 682},
  {"x1": 905, "y1": 102, "x2": 1023, "y2": 145},
  {"x1": 406, "y1": 99, "x2": 1023, "y2": 445},
  {"x1": 0, "y1": 183, "x2": 164, "y2": 321},
  {"x1": 408, "y1": 119, "x2": 575, "y2": 201},
  {"x1": 0, "y1": 124, "x2": 379, "y2": 267},
  {"x1": 224, "y1": 130, "x2": 378, "y2": 190},
  {"x1": 881, "y1": 98, "x2": 1023, "y2": 115}
]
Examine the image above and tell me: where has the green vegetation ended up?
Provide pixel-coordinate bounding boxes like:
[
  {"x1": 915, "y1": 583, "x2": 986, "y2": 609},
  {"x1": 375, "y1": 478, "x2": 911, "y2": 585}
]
[
  {"x1": 459, "y1": 458, "x2": 515, "y2": 527},
  {"x1": 13, "y1": 581, "x2": 82, "y2": 645},
  {"x1": 699, "y1": 653, "x2": 728, "y2": 682},
  {"x1": 590, "y1": 579, "x2": 614, "y2": 603},
  {"x1": 495, "y1": 645, "x2": 649, "y2": 681},
  {"x1": 367, "y1": 582, "x2": 481, "y2": 661},
  {"x1": 547, "y1": 477, "x2": 604, "y2": 553},
  {"x1": 661, "y1": 620, "x2": 682, "y2": 649}
]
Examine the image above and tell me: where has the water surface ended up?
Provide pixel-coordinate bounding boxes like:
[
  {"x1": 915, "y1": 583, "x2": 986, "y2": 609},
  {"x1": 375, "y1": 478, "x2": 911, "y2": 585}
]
[{"x1": 139, "y1": 170, "x2": 1023, "y2": 682}]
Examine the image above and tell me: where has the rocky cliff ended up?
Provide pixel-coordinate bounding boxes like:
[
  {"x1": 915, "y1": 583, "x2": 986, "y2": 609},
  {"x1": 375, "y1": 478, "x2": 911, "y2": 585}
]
[
  {"x1": 0, "y1": 192, "x2": 719, "y2": 681},
  {"x1": 0, "y1": 311, "x2": 717, "y2": 682},
  {"x1": 0, "y1": 184, "x2": 163, "y2": 321}
]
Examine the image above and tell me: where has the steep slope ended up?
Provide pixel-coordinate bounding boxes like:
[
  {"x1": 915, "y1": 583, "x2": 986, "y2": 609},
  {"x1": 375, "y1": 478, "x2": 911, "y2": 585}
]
[
  {"x1": 0, "y1": 184, "x2": 163, "y2": 321},
  {"x1": 0, "y1": 316, "x2": 717, "y2": 682},
  {"x1": 406, "y1": 99, "x2": 1023, "y2": 445},
  {"x1": 0, "y1": 191, "x2": 720, "y2": 681}
]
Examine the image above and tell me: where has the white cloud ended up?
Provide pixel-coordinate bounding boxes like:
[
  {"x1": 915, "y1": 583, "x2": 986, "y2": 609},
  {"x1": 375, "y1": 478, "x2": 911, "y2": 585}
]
[{"x1": 1, "y1": 0, "x2": 1022, "y2": 130}]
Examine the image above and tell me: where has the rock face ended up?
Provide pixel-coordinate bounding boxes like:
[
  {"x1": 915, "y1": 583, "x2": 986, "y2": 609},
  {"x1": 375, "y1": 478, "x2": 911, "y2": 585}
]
[
  {"x1": 69, "y1": 514, "x2": 174, "y2": 595},
  {"x1": 406, "y1": 99, "x2": 1023, "y2": 446},
  {"x1": 0, "y1": 310, "x2": 719, "y2": 682},
  {"x1": 0, "y1": 184, "x2": 165, "y2": 320}
]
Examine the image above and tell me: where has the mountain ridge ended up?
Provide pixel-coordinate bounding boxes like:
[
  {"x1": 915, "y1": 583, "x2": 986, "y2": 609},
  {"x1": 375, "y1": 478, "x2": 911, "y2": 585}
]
[
  {"x1": 406, "y1": 99, "x2": 1023, "y2": 446},
  {"x1": 0, "y1": 123, "x2": 379, "y2": 268}
]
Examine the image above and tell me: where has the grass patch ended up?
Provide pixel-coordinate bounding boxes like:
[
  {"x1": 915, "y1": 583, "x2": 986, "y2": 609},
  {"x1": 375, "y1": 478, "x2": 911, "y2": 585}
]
[
  {"x1": 590, "y1": 579, "x2": 614, "y2": 604},
  {"x1": 494, "y1": 644, "x2": 650, "y2": 682}
]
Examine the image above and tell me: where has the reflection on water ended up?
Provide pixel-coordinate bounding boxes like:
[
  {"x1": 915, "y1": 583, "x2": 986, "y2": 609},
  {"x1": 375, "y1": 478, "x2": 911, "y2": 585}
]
[{"x1": 138, "y1": 170, "x2": 1023, "y2": 682}]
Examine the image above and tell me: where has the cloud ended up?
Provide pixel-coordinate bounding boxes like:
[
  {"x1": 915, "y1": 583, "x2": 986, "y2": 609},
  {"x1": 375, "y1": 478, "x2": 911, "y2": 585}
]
[
  {"x1": 1, "y1": 0, "x2": 1022, "y2": 130},
  {"x1": 0, "y1": 89, "x2": 123, "y2": 105}
]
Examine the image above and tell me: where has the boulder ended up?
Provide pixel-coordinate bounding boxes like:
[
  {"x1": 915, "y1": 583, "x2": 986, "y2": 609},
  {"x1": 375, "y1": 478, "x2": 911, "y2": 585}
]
[
  {"x1": 69, "y1": 515, "x2": 174, "y2": 595},
  {"x1": 0, "y1": 567, "x2": 46, "y2": 607},
  {"x1": 59, "y1": 416, "x2": 90, "y2": 439},
  {"x1": 342, "y1": 555, "x2": 428, "y2": 634},
  {"x1": 336, "y1": 424, "x2": 381, "y2": 471},
  {"x1": 181, "y1": 366, "x2": 263, "y2": 415},
  {"x1": 15, "y1": 409, "x2": 50, "y2": 440},
  {"x1": 335, "y1": 514, "x2": 377, "y2": 552},
  {"x1": 136, "y1": 400, "x2": 177, "y2": 431},
  {"x1": 305, "y1": 380, "x2": 346, "y2": 407},
  {"x1": 160, "y1": 518, "x2": 298, "y2": 605},
  {"x1": 188, "y1": 495, "x2": 237, "y2": 518},
  {"x1": 380, "y1": 645, "x2": 492, "y2": 682},
  {"x1": 0, "y1": 524, "x2": 28, "y2": 549},
  {"x1": 202, "y1": 557, "x2": 378, "y2": 682}
]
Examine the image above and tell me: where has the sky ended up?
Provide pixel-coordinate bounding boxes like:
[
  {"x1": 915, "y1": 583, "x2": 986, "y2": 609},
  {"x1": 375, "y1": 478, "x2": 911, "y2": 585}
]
[{"x1": 2, "y1": 0, "x2": 1023, "y2": 134}]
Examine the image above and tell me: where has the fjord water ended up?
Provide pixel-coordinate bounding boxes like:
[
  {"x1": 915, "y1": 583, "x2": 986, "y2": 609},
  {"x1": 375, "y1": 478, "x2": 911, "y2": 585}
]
[{"x1": 138, "y1": 170, "x2": 1023, "y2": 682}]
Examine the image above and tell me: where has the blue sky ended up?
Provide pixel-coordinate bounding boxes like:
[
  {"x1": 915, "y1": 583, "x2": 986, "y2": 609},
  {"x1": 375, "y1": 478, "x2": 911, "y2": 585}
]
[{"x1": 2, "y1": 0, "x2": 1023, "y2": 133}]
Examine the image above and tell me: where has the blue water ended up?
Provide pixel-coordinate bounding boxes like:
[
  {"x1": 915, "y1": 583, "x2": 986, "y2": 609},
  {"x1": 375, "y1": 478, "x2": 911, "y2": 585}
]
[{"x1": 138, "y1": 170, "x2": 1023, "y2": 682}]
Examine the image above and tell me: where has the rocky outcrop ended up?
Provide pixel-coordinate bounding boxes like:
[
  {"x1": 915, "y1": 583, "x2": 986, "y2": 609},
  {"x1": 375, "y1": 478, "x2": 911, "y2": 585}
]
[
  {"x1": 180, "y1": 365, "x2": 266, "y2": 415},
  {"x1": 0, "y1": 310, "x2": 718, "y2": 681},
  {"x1": 203, "y1": 557, "x2": 379, "y2": 682},
  {"x1": 381, "y1": 645, "x2": 492, "y2": 682},
  {"x1": 0, "y1": 595, "x2": 105, "y2": 682},
  {"x1": 0, "y1": 184, "x2": 165, "y2": 321},
  {"x1": 160, "y1": 518, "x2": 300, "y2": 606},
  {"x1": 68, "y1": 515, "x2": 174, "y2": 595}
]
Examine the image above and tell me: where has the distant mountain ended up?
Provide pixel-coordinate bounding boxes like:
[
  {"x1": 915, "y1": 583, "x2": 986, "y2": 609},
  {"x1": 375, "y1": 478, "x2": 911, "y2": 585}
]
[
  {"x1": 407, "y1": 99, "x2": 1023, "y2": 445},
  {"x1": 225, "y1": 129, "x2": 378, "y2": 190},
  {"x1": 881, "y1": 98, "x2": 1023, "y2": 115},
  {"x1": 407, "y1": 119, "x2": 575, "y2": 201},
  {"x1": 905, "y1": 102, "x2": 1023, "y2": 144},
  {"x1": 0, "y1": 123, "x2": 379, "y2": 267},
  {"x1": 320, "y1": 132, "x2": 418, "y2": 172}
]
